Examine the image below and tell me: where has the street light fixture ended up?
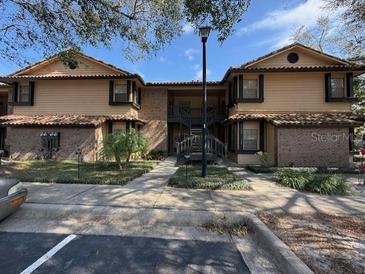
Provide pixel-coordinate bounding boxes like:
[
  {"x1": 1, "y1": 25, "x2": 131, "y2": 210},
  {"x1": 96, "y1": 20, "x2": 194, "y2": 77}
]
[{"x1": 199, "y1": 26, "x2": 211, "y2": 178}]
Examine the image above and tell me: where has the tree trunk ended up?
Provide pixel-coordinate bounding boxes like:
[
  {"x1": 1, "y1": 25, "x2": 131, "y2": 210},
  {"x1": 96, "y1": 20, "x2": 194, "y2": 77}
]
[
  {"x1": 126, "y1": 151, "x2": 131, "y2": 166},
  {"x1": 115, "y1": 153, "x2": 122, "y2": 169}
]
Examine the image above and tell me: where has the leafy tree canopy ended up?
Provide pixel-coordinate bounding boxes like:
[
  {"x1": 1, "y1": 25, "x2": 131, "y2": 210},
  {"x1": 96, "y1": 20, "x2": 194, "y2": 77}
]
[
  {"x1": 0, "y1": 0, "x2": 250, "y2": 65},
  {"x1": 292, "y1": 1, "x2": 364, "y2": 58},
  {"x1": 291, "y1": 1, "x2": 365, "y2": 115}
]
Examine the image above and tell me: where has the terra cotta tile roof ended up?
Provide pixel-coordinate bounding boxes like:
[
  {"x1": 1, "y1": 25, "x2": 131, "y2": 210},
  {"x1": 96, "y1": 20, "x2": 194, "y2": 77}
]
[
  {"x1": 0, "y1": 74, "x2": 145, "y2": 83},
  {"x1": 226, "y1": 112, "x2": 365, "y2": 127},
  {"x1": 145, "y1": 80, "x2": 223, "y2": 86},
  {"x1": 0, "y1": 114, "x2": 145, "y2": 126}
]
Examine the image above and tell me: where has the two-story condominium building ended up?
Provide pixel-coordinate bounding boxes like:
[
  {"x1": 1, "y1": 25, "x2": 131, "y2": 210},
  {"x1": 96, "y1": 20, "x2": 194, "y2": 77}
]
[{"x1": 0, "y1": 43, "x2": 364, "y2": 167}]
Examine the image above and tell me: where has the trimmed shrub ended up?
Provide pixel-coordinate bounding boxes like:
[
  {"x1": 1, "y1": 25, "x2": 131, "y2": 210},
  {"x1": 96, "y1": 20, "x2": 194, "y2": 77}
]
[
  {"x1": 255, "y1": 151, "x2": 271, "y2": 167},
  {"x1": 305, "y1": 174, "x2": 350, "y2": 195},
  {"x1": 274, "y1": 169, "x2": 313, "y2": 191},
  {"x1": 274, "y1": 169, "x2": 350, "y2": 195},
  {"x1": 146, "y1": 150, "x2": 166, "y2": 160}
]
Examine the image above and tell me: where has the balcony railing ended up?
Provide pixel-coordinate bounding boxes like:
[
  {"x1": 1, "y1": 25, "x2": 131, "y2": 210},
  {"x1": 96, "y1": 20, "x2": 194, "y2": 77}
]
[{"x1": 168, "y1": 105, "x2": 225, "y2": 126}]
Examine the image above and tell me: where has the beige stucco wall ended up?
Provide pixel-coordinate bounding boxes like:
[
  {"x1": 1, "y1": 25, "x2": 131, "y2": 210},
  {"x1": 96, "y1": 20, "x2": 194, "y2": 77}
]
[
  {"x1": 7, "y1": 126, "x2": 98, "y2": 161},
  {"x1": 277, "y1": 127, "x2": 351, "y2": 167},
  {"x1": 233, "y1": 72, "x2": 352, "y2": 112},
  {"x1": 12, "y1": 80, "x2": 138, "y2": 116},
  {"x1": 139, "y1": 87, "x2": 168, "y2": 152}
]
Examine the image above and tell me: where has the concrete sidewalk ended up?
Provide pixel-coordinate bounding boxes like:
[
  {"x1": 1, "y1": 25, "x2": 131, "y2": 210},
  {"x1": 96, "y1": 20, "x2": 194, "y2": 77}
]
[{"x1": 20, "y1": 157, "x2": 365, "y2": 215}]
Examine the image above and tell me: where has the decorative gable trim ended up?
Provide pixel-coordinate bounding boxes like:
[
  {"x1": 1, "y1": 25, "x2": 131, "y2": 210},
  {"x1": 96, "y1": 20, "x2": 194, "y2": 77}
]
[
  {"x1": 240, "y1": 43, "x2": 350, "y2": 69},
  {"x1": 10, "y1": 51, "x2": 131, "y2": 77}
]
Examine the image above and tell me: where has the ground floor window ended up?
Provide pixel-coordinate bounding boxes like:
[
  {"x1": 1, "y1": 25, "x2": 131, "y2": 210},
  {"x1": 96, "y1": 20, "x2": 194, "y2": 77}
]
[
  {"x1": 228, "y1": 121, "x2": 263, "y2": 152},
  {"x1": 243, "y1": 128, "x2": 258, "y2": 150}
]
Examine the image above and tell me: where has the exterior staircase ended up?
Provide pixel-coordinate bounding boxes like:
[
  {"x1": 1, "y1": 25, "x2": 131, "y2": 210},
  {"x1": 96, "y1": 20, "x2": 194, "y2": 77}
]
[
  {"x1": 176, "y1": 133, "x2": 227, "y2": 164},
  {"x1": 169, "y1": 105, "x2": 227, "y2": 163}
]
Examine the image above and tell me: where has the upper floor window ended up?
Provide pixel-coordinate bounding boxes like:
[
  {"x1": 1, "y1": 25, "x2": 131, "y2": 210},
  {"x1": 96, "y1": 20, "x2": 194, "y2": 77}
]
[
  {"x1": 243, "y1": 79, "x2": 258, "y2": 99},
  {"x1": 331, "y1": 78, "x2": 345, "y2": 98},
  {"x1": 230, "y1": 74, "x2": 264, "y2": 104},
  {"x1": 109, "y1": 80, "x2": 140, "y2": 109},
  {"x1": 11, "y1": 82, "x2": 34, "y2": 106},
  {"x1": 18, "y1": 84, "x2": 30, "y2": 103},
  {"x1": 325, "y1": 73, "x2": 354, "y2": 102},
  {"x1": 243, "y1": 128, "x2": 258, "y2": 150},
  {"x1": 114, "y1": 84, "x2": 128, "y2": 102}
]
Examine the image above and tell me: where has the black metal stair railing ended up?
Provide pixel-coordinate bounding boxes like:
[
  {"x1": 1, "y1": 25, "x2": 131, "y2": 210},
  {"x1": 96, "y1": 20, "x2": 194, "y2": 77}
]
[{"x1": 176, "y1": 134, "x2": 227, "y2": 160}]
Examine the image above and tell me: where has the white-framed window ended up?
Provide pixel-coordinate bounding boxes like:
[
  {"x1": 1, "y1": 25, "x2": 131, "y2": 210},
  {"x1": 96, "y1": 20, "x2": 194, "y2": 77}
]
[
  {"x1": 243, "y1": 128, "x2": 258, "y2": 150},
  {"x1": 114, "y1": 84, "x2": 128, "y2": 102},
  {"x1": 18, "y1": 84, "x2": 30, "y2": 103},
  {"x1": 243, "y1": 79, "x2": 258, "y2": 99},
  {"x1": 331, "y1": 78, "x2": 345, "y2": 98}
]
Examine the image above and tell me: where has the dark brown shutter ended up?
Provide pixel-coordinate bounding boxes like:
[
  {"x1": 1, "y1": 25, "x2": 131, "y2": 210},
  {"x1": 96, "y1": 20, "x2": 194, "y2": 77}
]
[
  {"x1": 127, "y1": 80, "x2": 131, "y2": 102},
  {"x1": 239, "y1": 75, "x2": 243, "y2": 99},
  {"x1": 12, "y1": 82, "x2": 18, "y2": 103},
  {"x1": 325, "y1": 73, "x2": 331, "y2": 101},
  {"x1": 259, "y1": 120, "x2": 265, "y2": 151},
  {"x1": 138, "y1": 88, "x2": 141, "y2": 105},
  {"x1": 259, "y1": 74, "x2": 264, "y2": 101},
  {"x1": 109, "y1": 80, "x2": 114, "y2": 104},
  {"x1": 132, "y1": 81, "x2": 136, "y2": 102},
  {"x1": 228, "y1": 83, "x2": 232, "y2": 105},
  {"x1": 228, "y1": 124, "x2": 232, "y2": 150},
  {"x1": 239, "y1": 122, "x2": 243, "y2": 150},
  {"x1": 107, "y1": 121, "x2": 113, "y2": 134},
  {"x1": 233, "y1": 123, "x2": 237, "y2": 152},
  {"x1": 233, "y1": 76, "x2": 237, "y2": 102},
  {"x1": 349, "y1": 128, "x2": 354, "y2": 151},
  {"x1": 29, "y1": 81, "x2": 35, "y2": 105},
  {"x1": 346, "y1": 73, "x2": 353, "y2": 97}
]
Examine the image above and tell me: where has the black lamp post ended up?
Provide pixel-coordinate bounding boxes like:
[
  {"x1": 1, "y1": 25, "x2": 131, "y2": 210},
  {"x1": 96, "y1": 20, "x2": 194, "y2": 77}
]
[{"x1": 199, "y1": 26, "x2": 211, "y2": 178}]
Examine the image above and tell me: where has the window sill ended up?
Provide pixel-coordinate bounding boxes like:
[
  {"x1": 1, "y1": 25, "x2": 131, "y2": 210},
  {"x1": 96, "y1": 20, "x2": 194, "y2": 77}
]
[
  {"x1": 109, "y1": 101, "x2": 141, "y2": 110},
  {"x1": 326, "y1": 97, "x2": 357, "y2": 102},
  {"x1": 228, "y1": 149, "x2": 261, "y2": 154},
  {"x1": 235, "y1": 98, "x2": 264, "y2": 103},
  {"x1": 9, "y1": 102, "x2": 32, "y2": 106},
  {"x1": 237, "y1": 149, "x2": 260, "y2": 154}
]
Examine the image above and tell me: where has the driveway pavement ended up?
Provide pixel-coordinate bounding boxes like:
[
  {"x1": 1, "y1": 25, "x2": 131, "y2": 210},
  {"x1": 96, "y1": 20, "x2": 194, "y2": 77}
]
[
  {"x1": 4, "y1": 157, "x2": 356, "y2": 273},
  {"x1": 20, "y1": 157, "x2": 365, "y2": 215},
  {"x1": 0, "y1": 232, "x2": 250, "y2": 274}
]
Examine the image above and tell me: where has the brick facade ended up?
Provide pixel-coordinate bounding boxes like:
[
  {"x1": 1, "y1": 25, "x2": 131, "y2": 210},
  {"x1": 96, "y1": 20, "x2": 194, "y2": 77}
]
[
  {"x1": 277, "y1": 127, "x2": 351, "y2": 167},
  {"x1": 139, "y1": 87, "x2": 168, "y2": 152},
  {"x1": 6, "y1": 126, "x2": 97, "y2": 161}
]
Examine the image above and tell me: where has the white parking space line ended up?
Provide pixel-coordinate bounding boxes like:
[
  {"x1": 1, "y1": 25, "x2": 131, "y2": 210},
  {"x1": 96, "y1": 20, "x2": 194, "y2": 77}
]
[{"x1": 20, "y1": 234, "x2": 77, "y2": 274}]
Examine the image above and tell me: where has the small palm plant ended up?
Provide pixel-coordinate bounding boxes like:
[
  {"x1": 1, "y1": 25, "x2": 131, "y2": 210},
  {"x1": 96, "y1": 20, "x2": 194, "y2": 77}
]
[
  {"x1": 255, "y1": 151, "x2": 270, "y2": 167},
  {"x1": 101, "y1": 128, "x2": 148, "y2": 168}
]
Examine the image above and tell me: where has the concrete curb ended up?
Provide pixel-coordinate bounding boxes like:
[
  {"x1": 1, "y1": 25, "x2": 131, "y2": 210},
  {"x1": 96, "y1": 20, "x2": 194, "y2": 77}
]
[
  {"x1": 245, "y1": 214, "x2": 314, "y2": 274},
  {"x1": 9, "y1": 203, "x2": 248, "y2": 227}
]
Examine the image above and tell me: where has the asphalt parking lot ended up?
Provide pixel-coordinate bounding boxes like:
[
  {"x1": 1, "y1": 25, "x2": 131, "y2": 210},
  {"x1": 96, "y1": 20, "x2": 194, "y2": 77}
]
[{"x1": 0, "y1": 232, "x2": 250, "y2": 274}]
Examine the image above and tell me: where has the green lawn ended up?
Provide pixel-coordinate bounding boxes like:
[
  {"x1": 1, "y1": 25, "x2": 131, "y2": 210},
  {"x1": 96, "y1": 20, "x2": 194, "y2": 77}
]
[
  {"x1": 168, "y1": 165, "x2": 251, "y2": 190},
  {"x1": 0, "y1": 160, "x2": 157, "y2": 185}
]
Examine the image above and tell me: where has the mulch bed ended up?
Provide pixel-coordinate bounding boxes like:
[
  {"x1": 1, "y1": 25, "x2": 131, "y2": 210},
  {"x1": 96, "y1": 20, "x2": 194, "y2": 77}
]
[{"x1": 257, "y1": 211, "x2": 365, "y2": 274}]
